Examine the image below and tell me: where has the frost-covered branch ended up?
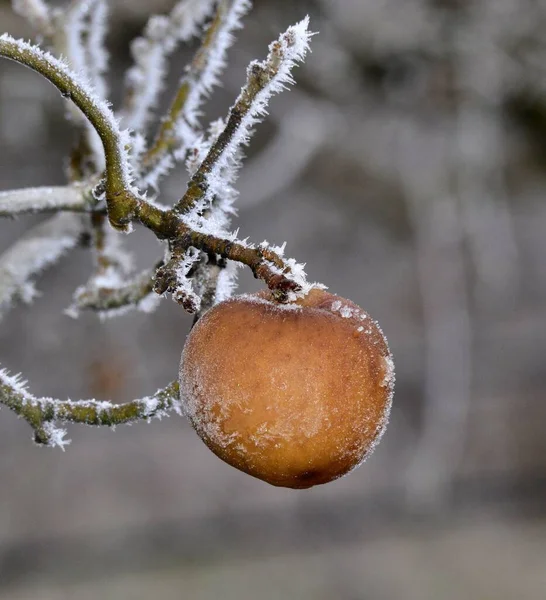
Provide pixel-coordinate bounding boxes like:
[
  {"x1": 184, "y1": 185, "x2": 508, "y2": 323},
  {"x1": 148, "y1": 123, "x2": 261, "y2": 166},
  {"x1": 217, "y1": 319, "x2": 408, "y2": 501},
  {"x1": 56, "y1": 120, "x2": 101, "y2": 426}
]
[
  {"x1": 146, "y1": 17, "x2": 316, "y2": 302},
  {"x1": 85, "y1": 0, "x2": 109, "y2": 100},
  {"x1": 122, "y1": 0, "x2": 215, "y2": 132},
  {"x1": 173, "y1": 16, "x2": 312, "y2": 219},
  {"x1": 192, "y1": 255, "x2": 239, "y2": 320},
  {"x1": 62, "y1": 0, "x2": 110, "y2": 173},
  {"x1": 0, "y1": 19, "x2": 316, "y2": 298},
  {"x1": 147, "y1": 17, "x2": 314, "y2": 302},
  {"x1": 141, "y1": 0, "x2": 251, "y2": 182},
  {"x1": 176, "y1": 231, "x2": 314, "y2": 300},
  {"x1": 183, "y1": 117, "x2": 240, "y2": 235},
  {"x1": 68, "y1": 265, "x2": 160, "y2": 317},
  {"x1": 0, "y1": 33, "x2": 142, "y2": 231},
  {"x1": 0, "y1": 4, "x2": 323, "y2": 449},
  {"x1": 0, "y1": 213, "x2": 83, "y2": 319},
  {"x1": 153, "y1": 245, "x2": 201, "y2": 311},
  {"x1": 177, "y1": 122, "x2": 241, "y2": 313},
  {"x1": 0, "y1": 368, "x2": 181, "y2": 448},
  {"x1": 0, "y1": 185, "x2": 90, "y2": 216}
]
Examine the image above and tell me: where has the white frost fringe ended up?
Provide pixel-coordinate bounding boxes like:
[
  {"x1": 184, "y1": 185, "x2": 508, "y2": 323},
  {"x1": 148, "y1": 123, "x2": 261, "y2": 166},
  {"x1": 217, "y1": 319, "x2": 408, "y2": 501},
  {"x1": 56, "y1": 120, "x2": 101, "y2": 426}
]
[
  {"x1": 183, "y1": 16, "x2": 313, "y2": 238},
  {"x1": 122, "y1": 0, "x2": 221, "y2": 131},
  {"x1": 0, "y1": 186, "x2": 86, "y2": 216},
  {"x1": 0, "y1": 33, "x2": 140, "y2": 198},
  {"x1": 0, "y1": 366, "x2": 183, "y2": 450}
]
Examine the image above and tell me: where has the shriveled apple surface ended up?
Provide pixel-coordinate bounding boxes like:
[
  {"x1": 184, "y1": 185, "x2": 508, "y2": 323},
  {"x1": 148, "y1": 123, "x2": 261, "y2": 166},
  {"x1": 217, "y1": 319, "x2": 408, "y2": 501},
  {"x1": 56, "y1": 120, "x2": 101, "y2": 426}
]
[{"x1": 180, "y1": 289, "x2": 394, "y2": 488}]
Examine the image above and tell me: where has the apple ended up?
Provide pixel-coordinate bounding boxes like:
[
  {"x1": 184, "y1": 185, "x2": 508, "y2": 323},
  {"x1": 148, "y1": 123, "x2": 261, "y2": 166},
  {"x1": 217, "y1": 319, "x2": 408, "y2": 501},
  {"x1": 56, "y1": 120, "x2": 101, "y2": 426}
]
[{"x1": 179, "y1": 288, "x2": 394, "y2": 488}]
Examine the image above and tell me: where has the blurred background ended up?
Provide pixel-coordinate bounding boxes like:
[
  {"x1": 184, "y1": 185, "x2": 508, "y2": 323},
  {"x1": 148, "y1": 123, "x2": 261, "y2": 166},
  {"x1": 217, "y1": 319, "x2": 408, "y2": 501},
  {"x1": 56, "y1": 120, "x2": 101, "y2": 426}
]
[{"x1": 1, "y1": 0, "x2": 546, "y2": 598}]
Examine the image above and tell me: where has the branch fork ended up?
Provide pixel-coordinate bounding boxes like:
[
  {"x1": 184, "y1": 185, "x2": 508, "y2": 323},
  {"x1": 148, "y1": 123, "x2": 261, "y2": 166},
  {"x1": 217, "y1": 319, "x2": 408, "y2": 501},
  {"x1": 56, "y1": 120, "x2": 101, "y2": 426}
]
[{"x1": 0, "y1": 2, "x2": 319, "y2": 446}]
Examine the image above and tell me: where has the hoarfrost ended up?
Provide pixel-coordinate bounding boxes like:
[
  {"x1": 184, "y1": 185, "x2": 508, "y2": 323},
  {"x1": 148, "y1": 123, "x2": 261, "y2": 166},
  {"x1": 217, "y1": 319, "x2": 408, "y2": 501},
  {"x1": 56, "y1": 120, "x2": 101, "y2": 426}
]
[
  {"x1": 0, "y1": 186, "x2": 86, "y2": 215},
  {"x1": 381, "y1": 354, "x2": 396, "y2": 389},
  {"x1": 41, "y1": 421, "x2": 71, "y2": 450},
  {"x1": 214, "y1": 259, "x2": 241, "y2": 304},
  {"x1": 122, "y1": 0, "x2": 216, "y2": 131},
  {"x1": 340, "y1": 305, "x2": 353, "y2": 318},
  {"x1": 265, "y1": 254, "x2": 325, "y2": 301},
  {"x1": 0, "y1": 368, "x2": 32, "y2": 401},
  {"x1": 182, "y1": 16, "x2": 313, "y2": 244},
  {"x1": 63, "y1": 0, "x2": 110, "y2": 100},
  {"x1": 330, "y1": 300, "x2": 357, "y2": 319},
  {"x1": 63, "y1": 0, "x2": 110, "y2": 170},
  {"x1": 1, "y1": 365, "x2": 182, "y2": 446},
  {"x1": 86, "y1": 0, "x2": 109, "y2": 100},
  {"x1": 0, "y1": 34, "x2": 140, "y2": 197},
  {"x1": 181, "y1": 0, "x2": 252, "y2": 129},
  {"x1": 170, "y1": 247, "x2": 202, "y2": 311}
]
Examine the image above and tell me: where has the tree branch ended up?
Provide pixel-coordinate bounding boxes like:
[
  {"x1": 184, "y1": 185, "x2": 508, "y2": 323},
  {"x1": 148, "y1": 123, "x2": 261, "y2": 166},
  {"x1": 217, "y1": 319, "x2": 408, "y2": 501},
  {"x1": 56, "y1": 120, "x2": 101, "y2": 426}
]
[
  {"x1": 0, "y1": 33, "x2": 139, "y2": 231},
  {"x1": 0, "y1": 21, "x2": 317, "y2": 300},
  {"x1": 174, "y1": 231, "x2": 309, "y2": 300},
  {"x1": 122, "y1": 0, "x2": 215, "y2": 133},
  {"x1": 61, "y1": 0, "x2": 111, "y2": 174},
  {"x1": 0, "y1": 368, "x2": 181, "y2": 448},
  {"x1": 69, "y1": 265, "x2": 160, "y2": 317},
  {"x1": 140, "y1": 0, "x2": 251, "y2": 181},
  {"x1": 173, "y1": 16, "x2": 312, "y2": 218},
  {"x1": 0, "y1": 185, "x2": 91, "y2": 216}
]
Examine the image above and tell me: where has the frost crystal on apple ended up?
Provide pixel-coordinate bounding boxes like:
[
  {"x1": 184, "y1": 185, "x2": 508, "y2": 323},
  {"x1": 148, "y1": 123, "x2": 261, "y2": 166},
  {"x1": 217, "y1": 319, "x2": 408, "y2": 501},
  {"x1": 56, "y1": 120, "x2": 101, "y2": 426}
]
[{"x1": 381, "y1": 355, "x2": 396, "y2": 389}]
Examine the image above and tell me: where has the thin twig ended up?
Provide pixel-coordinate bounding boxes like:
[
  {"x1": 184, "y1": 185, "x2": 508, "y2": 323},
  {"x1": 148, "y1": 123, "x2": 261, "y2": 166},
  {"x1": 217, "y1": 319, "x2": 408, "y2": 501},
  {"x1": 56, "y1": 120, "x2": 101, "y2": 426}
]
[
  {"x1": 0, "y1": 369, "x2": 181, "y2": 448},
  {"x1": 69, "y1": 266, "x2": 160, "y2": 316},
  {"x1": 141, "y1": 0, "x2": 251, "y2": 178},
  {"x1": 176, "y1": 230, "x2": 304, "y2": 299},
  {"x1": 122, "y1": 0, "x2": 215, "y2": 132},
  {"x1": 0, "y1": 185, "x2": 91, "y2": 216},
  {"x1": 62, "y1": 0, "x2": 110, "y2": 174},
  {"x1": 0, "y1": 34, "x2": 141, "y2": 231},
  {"x1": 173, "y1": 16, "x2": 312, "y2": 217}
]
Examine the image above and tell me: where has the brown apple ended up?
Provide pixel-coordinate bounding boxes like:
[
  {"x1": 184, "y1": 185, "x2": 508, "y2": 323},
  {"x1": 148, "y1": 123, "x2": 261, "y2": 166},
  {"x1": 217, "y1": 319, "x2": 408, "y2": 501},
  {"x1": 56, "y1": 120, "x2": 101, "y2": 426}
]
[{"x1": 179, "y1": 288, "x2": 394, "y2": 489}]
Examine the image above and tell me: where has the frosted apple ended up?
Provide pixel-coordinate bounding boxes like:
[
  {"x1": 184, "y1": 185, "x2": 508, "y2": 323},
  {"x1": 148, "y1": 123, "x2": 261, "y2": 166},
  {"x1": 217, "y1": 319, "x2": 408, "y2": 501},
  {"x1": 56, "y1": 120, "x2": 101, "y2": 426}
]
[{"x1": 179, "y1": 288, "x2": 394, "y2": 489}]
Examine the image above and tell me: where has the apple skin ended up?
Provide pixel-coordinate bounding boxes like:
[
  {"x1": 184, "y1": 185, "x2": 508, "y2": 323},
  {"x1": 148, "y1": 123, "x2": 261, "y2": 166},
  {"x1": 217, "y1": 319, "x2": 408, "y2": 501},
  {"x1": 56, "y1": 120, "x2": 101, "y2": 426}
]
[{"x1": 179, "y1": 288, "x2": 394, "y2": 489}]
